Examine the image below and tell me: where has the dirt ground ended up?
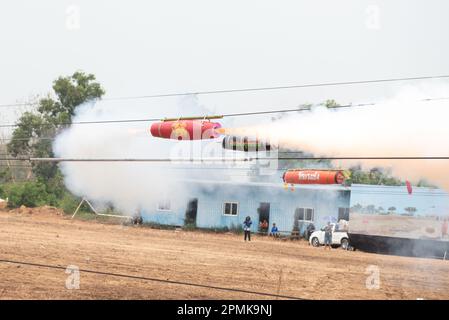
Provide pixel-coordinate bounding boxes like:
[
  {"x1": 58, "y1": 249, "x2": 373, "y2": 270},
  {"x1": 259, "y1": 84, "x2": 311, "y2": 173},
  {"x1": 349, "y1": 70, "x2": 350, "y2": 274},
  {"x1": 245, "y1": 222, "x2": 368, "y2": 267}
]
[{"x1": 0, "y1": 207, "x2": 448, "y2": 300}]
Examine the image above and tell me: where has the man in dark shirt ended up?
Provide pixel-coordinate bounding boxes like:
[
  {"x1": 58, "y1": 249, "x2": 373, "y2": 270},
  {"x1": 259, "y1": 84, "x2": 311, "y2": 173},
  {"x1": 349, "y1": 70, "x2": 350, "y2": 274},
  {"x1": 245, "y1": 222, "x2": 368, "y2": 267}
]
[{"x1": 306, "y1": 223, "x2": 316, "y2": 241}]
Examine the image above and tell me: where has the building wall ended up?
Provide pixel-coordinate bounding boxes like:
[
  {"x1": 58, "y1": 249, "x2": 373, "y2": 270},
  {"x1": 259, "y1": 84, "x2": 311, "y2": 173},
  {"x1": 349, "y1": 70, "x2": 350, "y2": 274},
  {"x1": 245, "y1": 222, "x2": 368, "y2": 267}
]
[{"x1": 141, "y1": 181, "x2": 350, "y2": 234}]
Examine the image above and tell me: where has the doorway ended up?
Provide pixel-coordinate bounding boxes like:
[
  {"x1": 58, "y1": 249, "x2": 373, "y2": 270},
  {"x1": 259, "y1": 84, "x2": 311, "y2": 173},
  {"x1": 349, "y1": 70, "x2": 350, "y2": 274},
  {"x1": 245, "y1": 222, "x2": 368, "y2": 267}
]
[
  {"x1": 257, "y1": 202, "x2": 270, "y2": 232},
  {"x1": 185, "y1": 198, "x2": 198, "y2": 226}
]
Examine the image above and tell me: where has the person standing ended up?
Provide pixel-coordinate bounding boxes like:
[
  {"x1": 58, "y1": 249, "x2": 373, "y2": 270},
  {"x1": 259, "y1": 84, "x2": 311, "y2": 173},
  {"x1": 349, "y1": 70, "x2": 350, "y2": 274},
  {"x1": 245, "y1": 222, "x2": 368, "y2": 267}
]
[
  {"x1": 324, "y1": 222, "x2": 333, "y2": 250},
  {"x1": 243, "y1": 216, "x2": 252, "y2": 241},
  {"x1": 306, "y1": 223, "x2": 316, "y2": 241}
]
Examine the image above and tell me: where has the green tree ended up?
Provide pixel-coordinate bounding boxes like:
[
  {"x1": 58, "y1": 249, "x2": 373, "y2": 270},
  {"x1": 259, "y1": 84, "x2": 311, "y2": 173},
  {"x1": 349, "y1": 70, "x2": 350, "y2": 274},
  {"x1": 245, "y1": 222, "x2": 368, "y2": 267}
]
[
  {"x1": 7, "y1": 71, "x2": 105, "y2": 195},
  {"x1": 324, "y1": 99, "x2": 339, "y2": 108},
  {"x1": 0, "y1": 167, "x2": 13, "y2": 183},
  {"x1": 348, "y1": 166, "x2": 402, "y2": 186},
  {"x1": 4, "y1": 181, "x2": 51, "y2": 208}
]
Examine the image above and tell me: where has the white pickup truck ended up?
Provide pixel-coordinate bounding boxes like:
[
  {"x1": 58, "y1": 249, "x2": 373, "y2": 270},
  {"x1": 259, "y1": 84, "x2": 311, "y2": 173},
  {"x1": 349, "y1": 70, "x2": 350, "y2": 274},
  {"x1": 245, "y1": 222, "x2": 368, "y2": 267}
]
[{"x1": 309, "y1": 222, "x2": 350, "y2": 250}]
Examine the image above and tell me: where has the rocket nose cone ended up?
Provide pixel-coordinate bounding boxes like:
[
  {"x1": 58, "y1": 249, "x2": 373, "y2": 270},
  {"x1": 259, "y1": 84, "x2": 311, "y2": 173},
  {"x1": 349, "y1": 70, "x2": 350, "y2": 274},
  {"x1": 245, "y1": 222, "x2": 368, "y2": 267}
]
[{"x1": 150, "y1": 123, "x2": 160, "y2": 137}]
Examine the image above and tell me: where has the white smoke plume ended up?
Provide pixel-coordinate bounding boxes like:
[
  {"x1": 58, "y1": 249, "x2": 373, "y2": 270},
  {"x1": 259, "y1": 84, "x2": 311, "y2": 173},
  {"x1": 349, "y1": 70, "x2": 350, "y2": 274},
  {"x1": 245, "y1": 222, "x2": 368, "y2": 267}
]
[
  {"x1": 223, "y1": 83, "x2": 449, "y2": 190},
  {"x1": 52, "y1": 96, "x2": 227, "y2": 215}
]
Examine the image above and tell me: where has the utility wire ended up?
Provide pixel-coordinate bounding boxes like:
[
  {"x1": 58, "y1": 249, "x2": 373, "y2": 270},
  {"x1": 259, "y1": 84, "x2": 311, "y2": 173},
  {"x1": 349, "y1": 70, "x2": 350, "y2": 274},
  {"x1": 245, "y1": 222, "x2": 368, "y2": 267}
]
[
  {"x1": 0, "y1": 137, "x2": 54, "y2": 142},
  {"x1": 1, "y1": 74, "x2": 449, "y2": 109},
  {"x1": 0, "y1": 102, "x2": 35, "y2": 109},
  {"x1": 0, "y1": 157, "x2": 253, "y2": 162},
  {"x1": 0, "y1": 259, "x2": 303, "y2": 300},
  {"x1": 1, "y1": 96, "x2": 448, "y2": 131},
  {"x1": 104, "y1": 75, "x2": 449, "y2": 100},
  {"x1": 2, "y1": 156, "x2": 449, "y2": 162}
]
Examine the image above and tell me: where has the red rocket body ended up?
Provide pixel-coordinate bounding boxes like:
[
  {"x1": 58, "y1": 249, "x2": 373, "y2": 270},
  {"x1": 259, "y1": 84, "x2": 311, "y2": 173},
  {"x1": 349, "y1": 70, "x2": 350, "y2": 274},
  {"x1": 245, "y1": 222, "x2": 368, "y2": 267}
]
[
  {"x1": 150, "y1": 120, "x2": 222, "y2": 140},
  {"x1": 283, "y1": 169, "x2": 346, "y2": 185}
]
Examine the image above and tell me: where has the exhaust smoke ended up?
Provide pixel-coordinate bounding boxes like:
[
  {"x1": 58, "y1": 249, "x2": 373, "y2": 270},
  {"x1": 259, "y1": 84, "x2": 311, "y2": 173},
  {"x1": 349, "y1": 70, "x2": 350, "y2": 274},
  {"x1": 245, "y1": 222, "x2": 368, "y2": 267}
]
[{"x1": 223, "y1": 84, "x2": 449, "y2": 191}]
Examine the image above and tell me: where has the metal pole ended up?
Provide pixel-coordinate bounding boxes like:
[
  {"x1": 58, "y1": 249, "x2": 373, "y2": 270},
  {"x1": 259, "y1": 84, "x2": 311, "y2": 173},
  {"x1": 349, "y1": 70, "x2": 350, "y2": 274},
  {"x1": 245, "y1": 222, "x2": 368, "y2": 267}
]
[
  {"x1": 71, "y1": 198, "x2": 85, "y2": 219},
  {"x1": 84, "y1": 199, "x2": 99, "y2": 215},
  {"x1": 84, "y1": 198, "x2": 131, "y2": 219}
]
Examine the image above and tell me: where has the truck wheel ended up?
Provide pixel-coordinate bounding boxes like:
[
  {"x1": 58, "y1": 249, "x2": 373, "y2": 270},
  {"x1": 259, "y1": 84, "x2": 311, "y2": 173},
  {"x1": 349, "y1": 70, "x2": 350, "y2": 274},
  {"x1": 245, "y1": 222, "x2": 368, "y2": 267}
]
[
  {"x1": 341, "y1": 238, "x2": 349, "y2": 250},
  {"x1": 311, "y1": 237, "x2": 320, "y2": 247}
]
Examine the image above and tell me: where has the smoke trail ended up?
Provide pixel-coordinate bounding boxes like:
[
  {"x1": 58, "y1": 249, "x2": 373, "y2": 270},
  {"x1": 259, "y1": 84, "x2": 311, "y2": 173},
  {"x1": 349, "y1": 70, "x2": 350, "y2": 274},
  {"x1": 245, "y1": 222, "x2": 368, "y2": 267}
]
[
  {"x1": 52, "y1": 96, "x2": 226, "y2": 214},
  {"x1": 224, "y1": 84, "x2": 449, "y2": 190}
]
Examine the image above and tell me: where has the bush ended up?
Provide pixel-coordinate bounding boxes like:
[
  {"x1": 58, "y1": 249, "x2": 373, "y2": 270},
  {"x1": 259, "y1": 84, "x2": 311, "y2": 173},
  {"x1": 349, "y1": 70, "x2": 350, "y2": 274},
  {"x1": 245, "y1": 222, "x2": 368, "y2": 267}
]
[
  {"x1": 58, "y1": 192, "x2": 81, "y2": 214},
  {"x1": 4, "y1": 182, "x2": 51, "y2": 208},
  {"x1": 0, "y1": 184, "x2": 5, "y2": 199}
]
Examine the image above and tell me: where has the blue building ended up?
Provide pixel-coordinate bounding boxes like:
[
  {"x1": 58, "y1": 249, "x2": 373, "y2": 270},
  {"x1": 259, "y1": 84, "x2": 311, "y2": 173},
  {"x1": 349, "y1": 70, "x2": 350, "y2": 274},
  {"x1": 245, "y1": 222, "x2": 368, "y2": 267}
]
[
  {"x1": 141, "y1": 179, "x2": 351, "y2": 235},
  {"x1": 140, "y1": 180, "x2": 449, "y2": 257}
]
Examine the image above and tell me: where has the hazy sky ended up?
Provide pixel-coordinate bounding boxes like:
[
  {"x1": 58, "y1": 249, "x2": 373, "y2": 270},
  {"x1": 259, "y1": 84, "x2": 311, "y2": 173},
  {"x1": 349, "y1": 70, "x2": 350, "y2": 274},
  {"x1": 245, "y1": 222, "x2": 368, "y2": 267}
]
[{"x1": 1, "y1": 0, "x2": 449, "y2": 133}]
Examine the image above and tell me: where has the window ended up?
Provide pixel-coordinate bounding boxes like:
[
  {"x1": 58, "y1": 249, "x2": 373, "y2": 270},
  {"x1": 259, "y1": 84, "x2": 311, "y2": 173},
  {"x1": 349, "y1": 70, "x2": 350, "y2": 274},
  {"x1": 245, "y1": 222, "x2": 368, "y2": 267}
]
[
  {"x1": 338, "y1": 207, "x2": 350, "y2": 221},
  {"x1": 223, "y1": 202, "x2": 239, "y2": 216},
  {"x1": 157, "y1": 199, "x2": 171, "y2": 211},
  {"x1": 296, "y1": 208, "x2": 314, "y2": 222}
]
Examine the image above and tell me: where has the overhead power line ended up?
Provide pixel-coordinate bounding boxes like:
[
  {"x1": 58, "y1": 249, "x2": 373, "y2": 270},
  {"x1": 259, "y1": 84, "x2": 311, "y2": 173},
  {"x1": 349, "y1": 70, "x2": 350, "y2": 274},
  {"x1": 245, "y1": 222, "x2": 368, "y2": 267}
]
[
  {"x1": 0, "y1": 137, "x2": 54, "y2": 142},
  {"x1": 0, "y1": 259, "x2": 303, "y2": 300},
  {"x1": 2, "y1": 156, "x2": 449, "y2": 162},
  {"x1": 1, "y1": 157, "x2": 253, "y2": 162},
  {"x1": 104, "y1": 75, "x2": 449, "y2": 100},
  {"x1": 1, "y1": 74, "x2": 449, "y2": 109},
  {"x1": 1, "y1": 95, "x2": 448, "y2": 130},
  {"x1": 0, "y1": 101, "x2": 35, "y2": 109}
]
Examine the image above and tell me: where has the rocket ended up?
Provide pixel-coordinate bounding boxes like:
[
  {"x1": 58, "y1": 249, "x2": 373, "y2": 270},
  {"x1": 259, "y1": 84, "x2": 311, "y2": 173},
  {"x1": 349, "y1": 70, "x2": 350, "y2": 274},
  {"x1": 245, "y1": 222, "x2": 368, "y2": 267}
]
[
  {"x1": 283, "y1": 169, "x2": 347, "y2": 185},
  {"x1": 150, "y1": 117, "x2": 222, "y2": 140},
  {"x1": 221, "y1": 135, "x2": 276, "y2": 152}
]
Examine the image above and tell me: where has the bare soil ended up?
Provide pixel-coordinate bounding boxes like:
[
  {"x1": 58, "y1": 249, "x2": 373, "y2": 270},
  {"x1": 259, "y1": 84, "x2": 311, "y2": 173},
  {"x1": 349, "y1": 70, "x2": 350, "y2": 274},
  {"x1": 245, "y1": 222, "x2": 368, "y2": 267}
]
[{"x1": 0, "y1": 207, "x2": 448, "y2": 300}]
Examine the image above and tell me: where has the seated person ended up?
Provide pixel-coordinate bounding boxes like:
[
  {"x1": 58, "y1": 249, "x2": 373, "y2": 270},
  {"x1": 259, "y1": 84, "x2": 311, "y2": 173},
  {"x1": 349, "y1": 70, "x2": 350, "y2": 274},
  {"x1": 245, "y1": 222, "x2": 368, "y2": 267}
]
[
  {"x1": 259, "y1": 219, "x2": 269, "y2": 232},
  {"x1": 270, "y1": 223, "x2": 280, "y2": 238}
]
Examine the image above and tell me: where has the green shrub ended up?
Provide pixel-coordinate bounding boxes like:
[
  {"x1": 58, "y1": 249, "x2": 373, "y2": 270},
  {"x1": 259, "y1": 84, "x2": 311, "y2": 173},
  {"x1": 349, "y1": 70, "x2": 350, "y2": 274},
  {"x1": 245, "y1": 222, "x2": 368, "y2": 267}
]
[
  {"x1": 58, "y1": 192, "x2": 81, "y2": 214},
  {"x1": 4, "y1": 182, "x2": 50, "y2": 208},
  {"x1": 0, "y1": 184, "x2": 5, "y2": 199}
]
